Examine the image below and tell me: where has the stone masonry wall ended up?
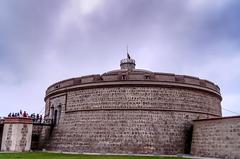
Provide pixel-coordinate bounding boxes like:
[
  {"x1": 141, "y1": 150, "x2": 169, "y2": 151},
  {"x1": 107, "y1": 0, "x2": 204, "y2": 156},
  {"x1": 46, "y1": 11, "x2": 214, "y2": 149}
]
[
  {"x1": 31, "y1": 125, "x2": 52, "y2": 150},
  {"x1": 45, "y1": 86, "x2": 221, "y2": 154},
  {"x1": 191, "y1": 116, "x2": 240, "y2": 159},
  {"x1": 47, "y1": 110, "x2": 217, "y2": 154},
  {"x1": 38, "y1": 125, "x2": 52, "y2": 150},
  {"x1": 1, "y1": 123, "x2": 33, "y2": 152},
  {"x1": 65, "y1": 87, "x2": 221, "y2": 116}
]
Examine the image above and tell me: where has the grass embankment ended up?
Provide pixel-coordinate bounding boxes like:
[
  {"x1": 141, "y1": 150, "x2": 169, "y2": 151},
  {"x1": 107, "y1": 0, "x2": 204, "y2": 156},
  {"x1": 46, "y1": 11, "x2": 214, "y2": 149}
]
[{"x1": 0, "y1": 152, "x2": 182, "y2": 159}]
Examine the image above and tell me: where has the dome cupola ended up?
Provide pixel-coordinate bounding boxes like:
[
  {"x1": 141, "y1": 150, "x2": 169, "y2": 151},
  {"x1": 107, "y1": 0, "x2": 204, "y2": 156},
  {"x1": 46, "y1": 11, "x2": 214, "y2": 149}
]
[{"x1": 120, "y1": 53, "x2": 136, "y2": 70}]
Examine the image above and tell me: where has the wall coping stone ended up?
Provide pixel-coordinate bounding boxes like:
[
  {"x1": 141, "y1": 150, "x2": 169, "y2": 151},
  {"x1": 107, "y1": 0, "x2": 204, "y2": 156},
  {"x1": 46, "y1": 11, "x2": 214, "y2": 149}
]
[{"x1": 3, "y1": 117, "x2": 33, "y2": 124}]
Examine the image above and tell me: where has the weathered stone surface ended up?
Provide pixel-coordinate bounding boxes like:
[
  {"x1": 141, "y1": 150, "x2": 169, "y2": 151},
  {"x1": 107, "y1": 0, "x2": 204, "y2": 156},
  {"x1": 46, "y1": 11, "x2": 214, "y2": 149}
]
[
  {"x1": 44, "y1": 85, "x2": 221, "y2": 155},
  {"x1": 47, "y1": 110, "x2": 216, "y2": 154},
  {"x1": 1, "y1": 118, "x2": 33, "y2": 152},
  {"x1": 43, "y1": 58, "x2": 222, "y2": 155},
  {"x1": 31, "y1": 125, "x2": 51, "y2": 150},
  {"x1": 65, "y1": 87, "x2": 221, "y2": 116},
  {"x1": 191, "y1": 116, "x2": 240, "y2": 159}
]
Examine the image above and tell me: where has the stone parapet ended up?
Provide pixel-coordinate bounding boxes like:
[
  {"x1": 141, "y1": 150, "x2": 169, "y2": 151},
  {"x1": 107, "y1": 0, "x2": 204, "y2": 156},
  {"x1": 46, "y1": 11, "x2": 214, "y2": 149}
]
[{"x1": 45, "y1": 72, "x2": 221, "y2": 98}]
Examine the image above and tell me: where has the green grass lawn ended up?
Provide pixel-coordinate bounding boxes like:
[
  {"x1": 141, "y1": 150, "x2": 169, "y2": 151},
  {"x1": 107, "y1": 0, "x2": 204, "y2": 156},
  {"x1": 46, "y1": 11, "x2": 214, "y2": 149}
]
[{"x1": 0, "y1": 152, "x2": 182, "y2": 159}]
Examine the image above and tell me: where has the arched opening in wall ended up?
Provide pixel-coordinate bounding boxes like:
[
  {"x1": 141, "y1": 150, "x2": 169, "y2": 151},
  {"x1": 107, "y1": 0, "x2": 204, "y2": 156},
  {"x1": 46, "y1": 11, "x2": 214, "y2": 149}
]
[
  {"x1": 31, "y1": 133, "x2": 40, "y2": 150},
  {"x1": 145, "y1": 75, "x2": 150, "y2": 80},
  {"x1": 50, "y1": 105, "x2": 54, "y2": 123},
  {"x1": 122, "y1": 75, "x2": 126, "y2": 80},
  {"x1": 57, "y1": 104, "x2": 62, "y2": 124},
  {"x1": 184, "y1": 125, "x2": 193, "y2": 154},
  {"x1": 54, "y1": 110, "x2": 58, "y2": 126}
]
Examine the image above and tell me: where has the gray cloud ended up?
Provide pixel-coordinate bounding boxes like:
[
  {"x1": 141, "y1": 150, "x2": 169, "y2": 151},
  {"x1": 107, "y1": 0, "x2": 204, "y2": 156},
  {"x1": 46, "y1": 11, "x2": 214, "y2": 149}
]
[
  {"x1": 0, "y1": 0, "x2": 240, "y2": 116},
  {"x1": 0, "y1": 0, "x2": 66, "y2": 81}
]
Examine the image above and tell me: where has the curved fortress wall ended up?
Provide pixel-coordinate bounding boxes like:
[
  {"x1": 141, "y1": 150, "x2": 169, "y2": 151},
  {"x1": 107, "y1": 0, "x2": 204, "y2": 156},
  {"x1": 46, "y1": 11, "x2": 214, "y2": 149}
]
[{"x1": 44, "y1": 58, "x2": 222, "y2": 155}]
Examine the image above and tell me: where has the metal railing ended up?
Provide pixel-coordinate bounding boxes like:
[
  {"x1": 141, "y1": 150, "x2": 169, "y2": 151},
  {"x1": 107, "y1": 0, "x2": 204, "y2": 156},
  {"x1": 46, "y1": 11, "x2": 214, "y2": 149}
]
[{"x1": 32, "y1": 118, "x2": 53, "y2": 126}]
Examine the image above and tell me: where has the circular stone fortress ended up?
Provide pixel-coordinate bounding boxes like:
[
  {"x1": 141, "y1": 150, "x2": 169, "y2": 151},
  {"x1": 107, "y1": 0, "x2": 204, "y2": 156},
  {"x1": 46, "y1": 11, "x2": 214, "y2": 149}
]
[{"x1": 44, "y1": 55, "x2": 222, "y2": 155}]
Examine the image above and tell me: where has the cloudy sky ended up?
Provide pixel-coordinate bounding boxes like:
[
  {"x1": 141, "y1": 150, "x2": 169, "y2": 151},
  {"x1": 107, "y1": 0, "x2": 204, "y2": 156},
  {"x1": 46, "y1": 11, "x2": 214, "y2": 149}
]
[{"x1": 0, "y1": 0, "x2": 240, "y2": 117}]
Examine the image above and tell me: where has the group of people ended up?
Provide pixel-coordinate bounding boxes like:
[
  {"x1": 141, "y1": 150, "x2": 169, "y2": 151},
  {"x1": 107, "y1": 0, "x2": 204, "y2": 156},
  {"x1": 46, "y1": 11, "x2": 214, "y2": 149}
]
[
  {"x1": 30, "y1": 113, "x2": 43, "y2": 123},
  {"x1": 8, "y1": 110, "x2": 28, "y2": 118},
  {"x1": 7, "y1": 110, "x2": 43, "y2": 123}
]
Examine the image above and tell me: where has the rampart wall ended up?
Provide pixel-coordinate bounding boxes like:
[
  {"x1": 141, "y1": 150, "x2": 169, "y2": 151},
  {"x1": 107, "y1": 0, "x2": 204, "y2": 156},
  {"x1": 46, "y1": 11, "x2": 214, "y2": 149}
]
[
  {"x1": 191, "y1": 116, "x2": 240, "y2": 159},
  {"x1": 64, "y1": 87, "x2": 221, "y2": 116},
  {"x1": 44, "y1": 67, "x2": 222, "y2": 155},
  {"x1": 47, "y1": 110, "x2": 216, "y2": 154},
  {"x1": 45, "y1": 83, "x2": 221, "y2": 154}
]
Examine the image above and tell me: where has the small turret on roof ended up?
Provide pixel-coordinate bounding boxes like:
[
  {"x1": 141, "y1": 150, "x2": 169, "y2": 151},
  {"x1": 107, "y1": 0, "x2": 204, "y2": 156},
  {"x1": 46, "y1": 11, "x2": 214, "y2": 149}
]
[{"x1": 120, "y1": 53, "x2": 136, "y2": 70}]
